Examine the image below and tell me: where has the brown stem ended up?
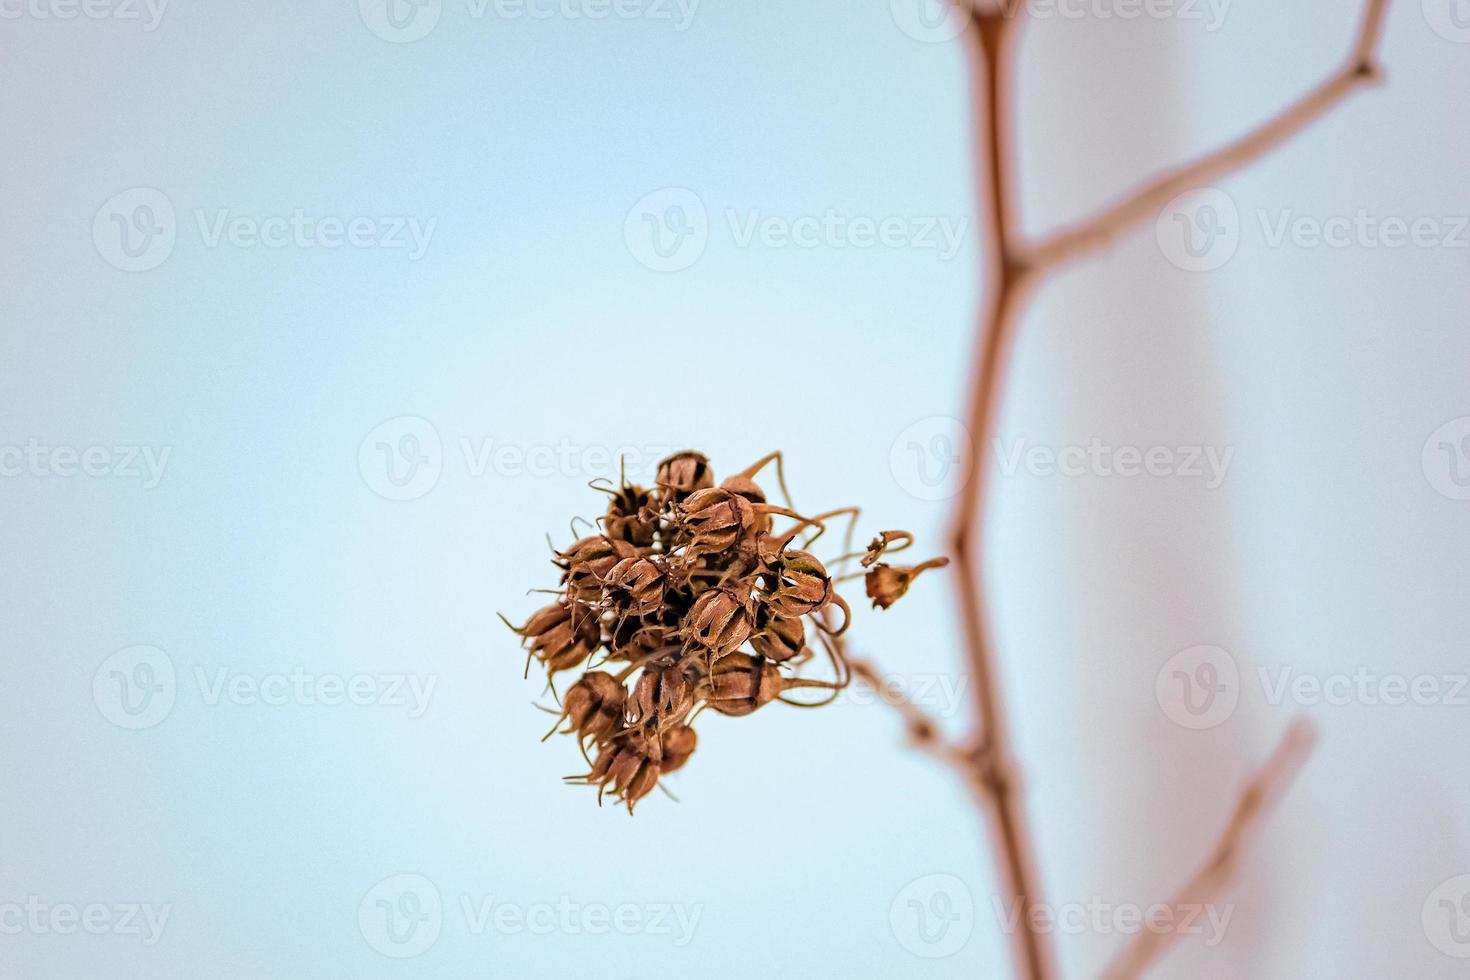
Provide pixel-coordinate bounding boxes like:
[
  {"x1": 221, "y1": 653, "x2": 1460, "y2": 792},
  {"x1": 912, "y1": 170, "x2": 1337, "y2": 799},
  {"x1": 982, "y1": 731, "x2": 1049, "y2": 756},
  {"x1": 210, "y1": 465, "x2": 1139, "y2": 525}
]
[
  {"x1": 1100, "y1": 719, "x2": 1319, "y2": 980},
  {"x1": 849, "y1": 657, "x2": 968, "y2": 767},
  {"x1": 1025, "y1": 0, "x2": 1390, "y2": 272},
  {"x1": 941, "y1": 2, "x2": 1389, "y2": 979},
  {"x1": 948, "y1": 10, "x2": 1053, "y2": 980}
]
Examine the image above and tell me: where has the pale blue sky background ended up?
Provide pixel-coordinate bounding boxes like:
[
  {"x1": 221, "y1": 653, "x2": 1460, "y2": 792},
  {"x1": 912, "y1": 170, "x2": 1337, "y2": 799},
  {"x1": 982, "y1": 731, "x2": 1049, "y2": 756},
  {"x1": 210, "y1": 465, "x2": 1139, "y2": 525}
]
[{"x1": 2, "y1": 1, "x2": 1468, "y2": 977}]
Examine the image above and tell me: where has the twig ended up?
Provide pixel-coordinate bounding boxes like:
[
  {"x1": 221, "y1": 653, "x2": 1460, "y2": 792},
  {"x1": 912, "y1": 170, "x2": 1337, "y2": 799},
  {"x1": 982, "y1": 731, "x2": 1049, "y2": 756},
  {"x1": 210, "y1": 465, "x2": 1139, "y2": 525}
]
[
  {"x1": 848, "y1": 656, "x2": 971, "y2": 770},
  {"x1": 1099, "y1": 719, "x2": 1319, "y2": 980},
  {"x1": 941, "y1": 3, "x2": 1390, "y2": 979},
  {"x1": 1025, "y1": 0, "x2": 1390, "y2": 272}
]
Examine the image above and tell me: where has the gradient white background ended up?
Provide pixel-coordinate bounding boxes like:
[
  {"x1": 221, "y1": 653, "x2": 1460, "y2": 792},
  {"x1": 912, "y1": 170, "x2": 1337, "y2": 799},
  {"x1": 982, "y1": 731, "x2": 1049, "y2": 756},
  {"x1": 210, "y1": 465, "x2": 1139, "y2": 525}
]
[{"x1": 2, "y1": 0, "x2": 1468, "y2": 976}]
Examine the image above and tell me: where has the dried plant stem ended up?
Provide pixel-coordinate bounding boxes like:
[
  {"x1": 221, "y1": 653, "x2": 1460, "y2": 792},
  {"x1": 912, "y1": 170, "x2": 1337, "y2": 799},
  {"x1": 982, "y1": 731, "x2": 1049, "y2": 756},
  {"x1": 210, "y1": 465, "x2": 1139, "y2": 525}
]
[
  {"x1": 1026, "y1": 0, "x2": 1390, "y2": 272},
  {"x1": 940, "y1": 3, "x2": 1391, "y2": 978},
  {"x1": 1100, "y1": 719, "x2": 1319, "y2": 980}
]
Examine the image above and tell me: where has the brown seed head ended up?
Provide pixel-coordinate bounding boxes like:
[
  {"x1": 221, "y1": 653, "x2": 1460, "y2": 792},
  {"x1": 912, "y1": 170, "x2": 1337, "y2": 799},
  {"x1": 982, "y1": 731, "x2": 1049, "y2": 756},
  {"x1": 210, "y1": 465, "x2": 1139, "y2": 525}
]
[
  {"x1": 558, "y1": 535, "x2": 635, "y2": 602},
  {"x1": 603, "y1": 484, "x2": 658, "y2": 547},
  {"x1": 602, "y1": 555, "x2": 667, "y2": 617},
  {"x1": 678, "y1": 487, "x2": 759, "y2": 557},
  {"x1": 864, "y1": 557, "x2": 950, "y2": 610},
  {"x1": 562, "y1": 671, "x2": 626, "y2": 743},
  {"x1": 765, "y1": 550, "x2": 834, "y2": 618},
  {"x1": 654, "y1": 450, "x2": 714, "y2": 501},
  {"x1": 595, "y1": 737, "x2": 661, "y2": 813},
  {"x1": 750, "y1": 605, "x2": 806, "y2": 662},
  {"x1": 627, "y1": 661, "x2": 695, "y2": 730},
  {"x1": 704, "y1": 653, "x2": 783, "y2": 716},
  {"x1": 683, "y1": 587, "x2": 753, "y2": 657},
  {"x1": 531, "y1": 607, "x2": 601, "y2": 675},
  {"x1": 658, "y1": 724, "x2": 698, "y2": 774}
]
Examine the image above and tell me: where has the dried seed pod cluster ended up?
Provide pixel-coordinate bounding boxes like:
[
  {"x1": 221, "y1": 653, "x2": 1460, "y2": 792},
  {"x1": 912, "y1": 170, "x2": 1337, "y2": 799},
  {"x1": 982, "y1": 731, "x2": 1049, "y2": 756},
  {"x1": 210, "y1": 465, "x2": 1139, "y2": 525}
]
[{"x1": 503, "y1": 450, "x2": 945, "y2": 813}]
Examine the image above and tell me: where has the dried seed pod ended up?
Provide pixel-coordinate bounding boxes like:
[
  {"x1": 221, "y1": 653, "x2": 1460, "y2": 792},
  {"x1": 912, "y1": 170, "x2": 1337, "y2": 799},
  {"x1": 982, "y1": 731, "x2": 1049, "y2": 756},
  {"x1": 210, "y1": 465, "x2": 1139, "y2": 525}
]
[
  {"x1": 590, "y1": 736, "x2": 661, "y2": 813},
  {"x1": 658, "y1": 724, "x2": 697, "y2": 774},
  {"x1": 718, "y1": 473, "x2": 774, "y2": 535},
  {"x1": 750, "y1": 605, "x2": 806, "y2": 662},
  {"x1": 504, "y1": 603, "x2": 601, "y2": 678},
  {"x1": 861, "y1": 530, "x2": 913, "y2": 568},
  {"x1": 627, "y1": 661, "x2": 696, "y2": 730},
  {"x1": 602, "y1": 555, "x2": 667, "y2": 618},
  {"x1": 704, "y1": 653, "x2": 783, "y2": 716},
  {"x1": 557, "y1": 535, "x2": 635, "y2": 603},
  {"x1": 677, "y1": 487, "x2": 759, "y2": 557},
  {"x1": 719, "y1": 473, "x2": 767, "y2": 505},
  {"x1": 865, "y1": 557, "x2": 950, "y2": 610},
  {"x1": 603, "y1": 483, "x2": 658, "y2": 548},
  {"x1": 683, "y1": 586, "x2": 753, "y2": 657},
  {"x1": 654, "y1": 450, "x2": 713, "y2": 501},
  {"x1": 765, "y1": 550, "x2": 834, "y2": 618},
  {"x1": 607, "y1": 618, "x2": 680, "y2": 663},
  {"x1": 561, "y1": 671, "x2": 625, "y2": 743}
]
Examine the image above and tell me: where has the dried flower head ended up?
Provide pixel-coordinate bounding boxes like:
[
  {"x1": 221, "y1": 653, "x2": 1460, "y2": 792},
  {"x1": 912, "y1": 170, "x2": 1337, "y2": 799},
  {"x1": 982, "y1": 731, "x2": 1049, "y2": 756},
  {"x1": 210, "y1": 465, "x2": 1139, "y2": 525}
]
[
  {"x1": 864, "y1": 557, "x2": 951, "y2": 610},
  {"x1": 503, "y1": 450, "x2": 946, "y2": 812}
]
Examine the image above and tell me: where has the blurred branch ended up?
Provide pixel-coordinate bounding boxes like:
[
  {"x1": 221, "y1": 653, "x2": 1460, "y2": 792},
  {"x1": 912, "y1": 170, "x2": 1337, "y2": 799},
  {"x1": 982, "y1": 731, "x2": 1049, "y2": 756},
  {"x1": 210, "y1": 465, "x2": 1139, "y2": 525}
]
[
  {"x1": 940, "y1": 2, "x2": 1390, "y2": 979},
  {"x1": 1100, "y1": 719, "x2": 1320, "y2": 980},
  {"x1": 1025, "y1": 0, "x2": 1390, "y2": 271}
]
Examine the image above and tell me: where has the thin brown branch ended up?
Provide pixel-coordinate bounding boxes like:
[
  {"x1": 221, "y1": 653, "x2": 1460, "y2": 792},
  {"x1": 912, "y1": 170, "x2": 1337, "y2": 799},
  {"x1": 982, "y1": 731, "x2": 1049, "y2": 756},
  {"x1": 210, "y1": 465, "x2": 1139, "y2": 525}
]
[
  {"x1": 848, "y1": 656, "x2": 971, "y2": 770},
  {"x1": 951, "y1": 10, "x2": 1054, "y2": 980},
  {"x1": 1100, "y1": 719, "x2": 1320, "y2": 980},
  {"x1": 941, "y1": 2, "x2": 1389, "y2": 979},
  {"x1": 1025, "y1": 0, "x2": 1390, "y2": 271}
]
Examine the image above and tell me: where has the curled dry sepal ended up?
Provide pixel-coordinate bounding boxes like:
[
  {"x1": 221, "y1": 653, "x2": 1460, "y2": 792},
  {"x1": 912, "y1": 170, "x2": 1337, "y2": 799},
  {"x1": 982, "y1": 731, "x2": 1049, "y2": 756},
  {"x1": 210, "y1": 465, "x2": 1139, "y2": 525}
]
[{"x1": 501, "y1": 450, "x2": 946, "y2": 813}]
